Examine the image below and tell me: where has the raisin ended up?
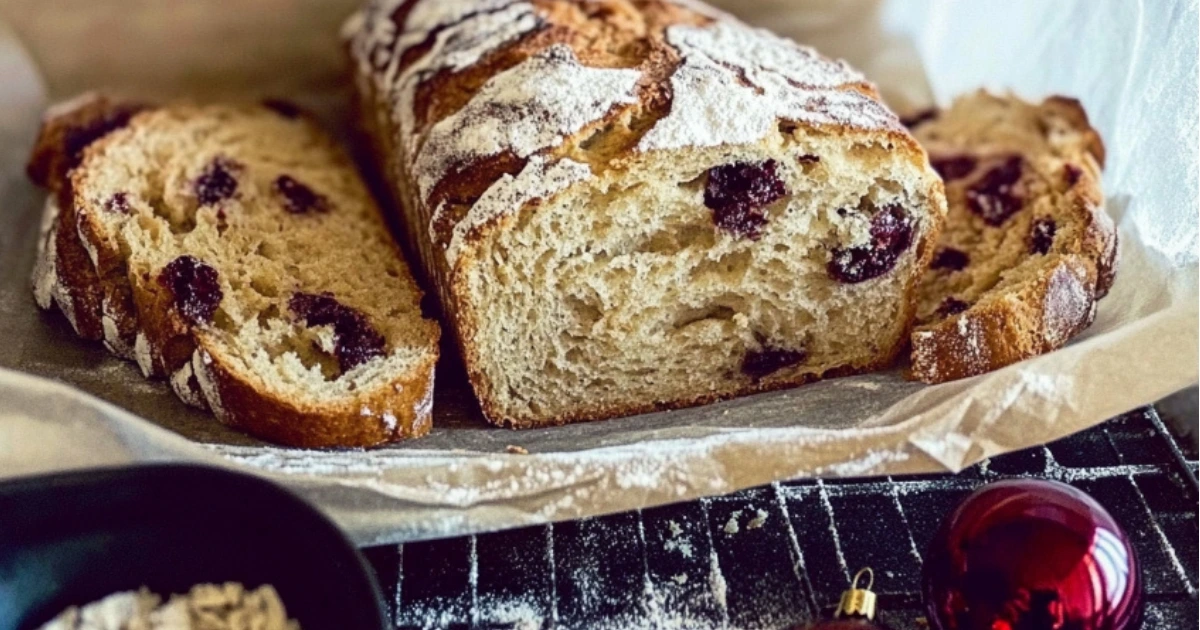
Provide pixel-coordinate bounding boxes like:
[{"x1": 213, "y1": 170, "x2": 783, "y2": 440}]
[
  {"x1": 103, "y1": 192, "x2": 131, "y2": 214},
  {"x1": 1030, "y1": 217, "x2": 1056, "y2": 254},
  {"x1": 194, "y1": 157, "x2": 241, "y2": 206},
  {"x1": 966, "y1": 156, "x2": 1025, "y2": 226},
  {"x1": 1063, "y1": 163, "x2": 1083, "y2": 186},
  {"x1": 289, "y1": 292, "x2": 386, "y2": 371},
  {"x1": 937, "y1": 297, "x2": 970, "y2": 317},
  {"x1": 742, "y1": 346, "x2": 807, "y2": 380},
  {"x1": 275, "y1": 175, "x2": 329, "y2": 214},
  {"x1": 262, "y1": 98, "x2": 302, "y2": 118},
  {"x1": 930, "y1": 155, "x2": 978, "y2": 182},
  {"x1": 704, "y1": 160, "x2": 788, "y2": 240},
  {"x1": 159, "y1": 256, "x2": 222, "y2": 324},
  {"x1": 827, "y1": 204, "x2": 914, "y2": 284},
  {"x1": 900, "y1": 108, "x2": 938, "y2": 128},
  {"x1": 931, "y1": 247, "x2": 969, "y2": 271}
]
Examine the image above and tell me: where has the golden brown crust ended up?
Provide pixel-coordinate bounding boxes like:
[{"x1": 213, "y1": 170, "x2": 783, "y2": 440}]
[
  {"x1": 26, "y1": 94, "x2": 146, "y2": 343},
  {"x1": 192, "y1": 343, "x2": 435, "y2": 448},
  {"x1": 350, "y1": 0, "x2": 940, "y2": 427},
  {"x1": 909, "y1": 92, "x2": 1116, "y2": 384},
  {"x1": 910, "y1": 258, "x2": 1096, "y2": 383}
]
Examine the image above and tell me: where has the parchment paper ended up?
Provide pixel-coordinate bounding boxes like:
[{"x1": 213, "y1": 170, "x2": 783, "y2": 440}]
[{"x1": 0, "y1": 0, "x2": 1196, "y2": 546}]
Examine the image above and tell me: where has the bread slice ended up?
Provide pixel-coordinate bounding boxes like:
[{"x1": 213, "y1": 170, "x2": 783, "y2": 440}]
[
  {"x1": 905, "y1": 91, "x2": 1117, "y2": 383},
  {"x1": 347, "y1": 0, "x2": 947, "y2": 427},
  {"x1": 28, "y1": 95, "x2": 440, "y2": 447}
]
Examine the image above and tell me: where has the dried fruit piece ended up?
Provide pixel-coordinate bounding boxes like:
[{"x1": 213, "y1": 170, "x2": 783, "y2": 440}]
[
  {"x1": 937, "y1": 297, "x2": 970, "y2": 317},
  {"x1": 275, "y1": 175, "x2": 329, "y2": 214},
  {"x1": 932, "y1": 247, "x2": 969, "y2": 271},
  {"x1": 742, "y1": 346, "x2": 807, "y2": 380},
  {"x1": 290, "y1": 292, "x2": 386, "y2": 371},
  {"x1": 966, "y1": 156, "x2": 1025, "y2": 226},
  {"x1": 827, "y1": 205, "x2": 914, "y2": 284},
  {"x1": 262, "y1": 98, "x2": 302, "y2": 118},
  {"x1": 194, "y1": 157, "x2": 242, "y2": 206},
  {"x1": 704, "y1": 160, "x2": 788, "y2": 240},
  {"x1": 901, "y1": 108, "x2": 938, "y2": 128},
  {"x1": 1063, "y1": 163, "x2": 1083, "y2": 186},
  {"x1": 159, "y1": 255, "x2": 222, "y2": 324},
  {"x1": 1030, "y1": 217, "x2": 1057, "y2": 255},
  {"x1": 930, "y1": 155, "x2": 978, "y2": 182},
  {"x1": 103, "y1": 192, "x2": 131, "y2": 214}
]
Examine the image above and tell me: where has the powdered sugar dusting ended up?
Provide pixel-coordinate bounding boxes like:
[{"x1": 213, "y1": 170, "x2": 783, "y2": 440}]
[
  {"x1": 1042, "y1": 263, "x2": 1090, "y2": 345},
  {"x1": 32, "y1": 198, "x2": 60, "y2": 310},
  {"x1": 169, "y1": 362, "x2": 205, "y2": 409},
  {"x1": 638, "y1": 21, "x2": 897, "y2": 151},
  {"x1": 440, "y1": 156, "x2": 591, "y2": 266},
  {"x1": 134, "y1": 332, "x2": 154, "y2": 377},
  {"x1": 415, "y1": 44, "x2": 640, "y2": 201},
  {"x1": 388, "y1": 3, "x2": 540, "y2": 155},
  {"x1": 191, "y1": 349, "x2": 226, "y2": 420}
]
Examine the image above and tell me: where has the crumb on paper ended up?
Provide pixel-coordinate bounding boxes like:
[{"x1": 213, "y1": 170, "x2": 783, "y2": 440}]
[
  {"x1": 746, "y1": 508, "x2": 768, "y2": 529},
  {"x1": 506, "y1": 445, "x2": 529, "y2": 454},
  {"x1": 667, "y1": 519, "x2": 683, "y2": 537},
  {"x1": 723, "y1": 509, "x2": 743, "y2": 535},
  {"x1": 671, "y1": 573, "x2": 688, "y2": 585}
]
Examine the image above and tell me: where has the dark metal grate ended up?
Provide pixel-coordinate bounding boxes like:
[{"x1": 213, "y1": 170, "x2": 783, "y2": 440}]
[{"x1": 363, "y1": 407, "x2": 1199, "y2": 629}]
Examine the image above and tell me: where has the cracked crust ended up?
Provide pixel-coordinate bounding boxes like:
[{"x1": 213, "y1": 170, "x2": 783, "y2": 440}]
[
  {"x1": 349, "y1": 0, "x2": 944, "y2": 426},
  {"x1": 907, "y1": 91, "x2": 1117, "y2": 383}
]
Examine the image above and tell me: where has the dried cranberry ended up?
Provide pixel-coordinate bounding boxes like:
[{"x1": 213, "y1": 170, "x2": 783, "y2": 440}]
[
  {"x1": 159, "y1": 256, "x2": 222, "y2": 324},
  {"x1": 931, "y1": 247, "x2": 969, "y2": 271},
  {"x1": 275, "y1": 175, "x2": 329, "y2": 214},
  {"x1": 289, "y1": 292, "x2": 386, "y2": 371},
  {"x1": 930, "y1": 155, "x2": 978, "y2": 182},
  {"x1": 966, "y1": 156, "x2": 1025, "y2": 226},
  {"x1": 742, "y1": 346, "x2": 807, "y2": 380},
  {"x1": 901, "y1": 108, "x2": 938, "y2": 128},
  {"x1": 62, "y1": 105, "x2": 142, "y2": 168},
  {"x1": 704, "y1": 160, "x2": 788, "y2": 240},
  {"x1": 194, "y1": 157, "x2": 241, "y2": 206},
  {"x1": 937, "y1": 297, "x2": 970, "y2": 317},
  {"x1": 1030, "y1": 217, "x2": 1057, "y2": 255},
  {"x1": 103, "y1": 192, "x2": 131, "y2": 214},
  {"x1": 1063, "y1": 163, "x2": 1083, "y2": 186},
  {"x1": 262, "y1": 98, "x2": 302, "y2": 118},
  {"x1": 827, "y1": 204, "x2": 914, "y2": 284}
]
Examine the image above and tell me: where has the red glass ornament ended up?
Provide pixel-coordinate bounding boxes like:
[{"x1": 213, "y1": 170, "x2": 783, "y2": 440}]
[{"x1": 923, "y1": 479, "x2": 1142, "y2": 630}]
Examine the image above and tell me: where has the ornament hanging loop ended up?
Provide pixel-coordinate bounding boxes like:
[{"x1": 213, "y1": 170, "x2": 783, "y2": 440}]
[{"x1": 835, "y1": 567, "x2": 877, "y2": 620}]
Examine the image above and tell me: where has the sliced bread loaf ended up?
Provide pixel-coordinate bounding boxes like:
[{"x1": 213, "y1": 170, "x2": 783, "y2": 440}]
[
  {"x1": 28, "y1": 95, "x2": 440, "y2": 447},
  {"x1": 906, "y1": 91, "x2": 1117, "y2": 383},
  {"x1": 347, "y1": 0, "x2": 947, "y2": 427}
]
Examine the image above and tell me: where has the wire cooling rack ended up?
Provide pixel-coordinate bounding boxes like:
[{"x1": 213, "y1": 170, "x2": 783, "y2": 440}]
[{"x1": 362, "y1": 407, "x2": 1199, "y2": 629}]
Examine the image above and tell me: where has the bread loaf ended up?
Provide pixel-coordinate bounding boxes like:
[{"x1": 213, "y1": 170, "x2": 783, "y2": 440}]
[
  {"x1": 906, "y1": 91, "x2": 1116, "y2": 383},
  {"x1": 28, "y1": 95, "x2": 440, "y2": 447},
  {"x1": 346, "y1": 0, "x2": 946, "y2": 427}
]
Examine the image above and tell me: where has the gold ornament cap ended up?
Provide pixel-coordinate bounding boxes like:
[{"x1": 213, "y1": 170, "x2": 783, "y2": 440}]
[{"x1": 835, "y1": 568, "x2": 877, "y2": 620}]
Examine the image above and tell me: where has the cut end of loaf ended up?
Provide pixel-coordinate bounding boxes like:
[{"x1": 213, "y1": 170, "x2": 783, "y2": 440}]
[{"x1": 456, "y1": 131, "x2": 942, "y2": 426}]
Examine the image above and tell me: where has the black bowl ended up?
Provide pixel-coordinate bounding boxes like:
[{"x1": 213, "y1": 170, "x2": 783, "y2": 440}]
[{"x1": 0, "y1": 464, "x2": 388, "y2": 630}]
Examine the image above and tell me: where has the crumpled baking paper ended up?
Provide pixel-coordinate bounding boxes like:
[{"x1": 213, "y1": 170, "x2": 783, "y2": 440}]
[{"x1": 0, "y1": 0, "x2": 1195, "y2": 546}]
